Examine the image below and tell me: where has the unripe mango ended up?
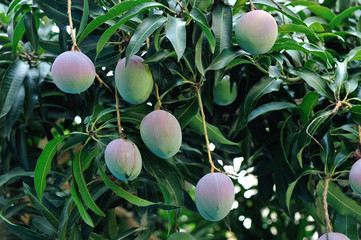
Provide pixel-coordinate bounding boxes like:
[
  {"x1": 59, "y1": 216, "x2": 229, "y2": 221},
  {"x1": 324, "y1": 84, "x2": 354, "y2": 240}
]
[
  {"x1": 213, "y1": 75, "x2": 237, "y2": 106},
  {"x1": 318, "y1": 232, "x2": 350, "y2": 240},
  {"x1": 168, "y1": 232, "x2": 196, "y2": 240},
  {"x1": 234, "y1": 10, "x2": 278, "y2": 55},
  {"x1": 140, "y1": 110, "x2": 182, "y2": 159},
  {"x1": 51, "y1": 51, "x2": 95, "y2": 94},
  {"x1": 195, "y1": 173, "x2": 235, "y2": 221},
  {"x1": 104, "y1": 138, "x2": 142, "y2": 181},
  {"x1": 115, "y1": 55, "x2": 153, "y2": 104},
  {"x1": 349, "y1": 159, "x2": 361, "y2": 194}
]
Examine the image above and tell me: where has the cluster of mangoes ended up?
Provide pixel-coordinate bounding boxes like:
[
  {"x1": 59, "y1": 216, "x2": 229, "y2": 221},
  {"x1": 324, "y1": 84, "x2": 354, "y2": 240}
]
[{"x1": 52, "y1": 7, "x2": 357, "y2": 239}]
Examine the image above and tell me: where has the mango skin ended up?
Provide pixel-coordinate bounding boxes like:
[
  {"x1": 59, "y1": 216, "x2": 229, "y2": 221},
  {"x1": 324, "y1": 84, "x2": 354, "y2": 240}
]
[
  {"x1": 213, "y1": 75, "x2": 237, "y2": 106},
  {"x1": 51, "y1": 51, "x2": 95, "y2": 94},
  {"x1": 140, "y1": 110, "x2": 182, "y2": 159},
  {"x1": 318, "y1": 232, "x2": 350, "y2": 240},
  {"x1": 115, "y1": 55, "x2": 153, "y2": 104},
  {"x1": 104, "y1": 138, "x2": 142, "y2": 181},
  {"x1": 168, "y1": 232, "x2": 196, "y2": 240},
  {"x1": 195, "y1": 173, "x2": 235, "y2": 221},
  {"x1": 349, "y1": 159, "x2": 361, "y2": 194},
  {"x1": 235, "y1": 10, "x2": 278, "y2": 55}
]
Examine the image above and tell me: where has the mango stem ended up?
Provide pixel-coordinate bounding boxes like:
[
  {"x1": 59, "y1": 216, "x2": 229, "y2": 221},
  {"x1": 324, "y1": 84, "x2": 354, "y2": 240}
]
[
  {"x1": 323, "y1": 176, "x2": 332, "y2": 237},
  {"x1": 249, "y1": 0, "x2": 256, "y2": 11},
  {"x1": 67, "y1": 0, "x2": 77, "y2": 51},
  {"x1": 114, "y1": 84, "x2": 123, "y2": 138},
  {"x1": 155, "y1": 83, "x2": 162, "y2": 110}
]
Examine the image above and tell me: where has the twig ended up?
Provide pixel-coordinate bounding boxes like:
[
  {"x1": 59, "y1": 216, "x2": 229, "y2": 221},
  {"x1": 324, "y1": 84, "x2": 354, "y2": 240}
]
[
  {"x1": 114, "y1": 85, "x2": 123, "y2": 138},
  {"x1": 270, "y1": 0, "x2": 285, "y2": 24},
  {"x1": 155, "y1": 83, "x2": 162, "y2": 110},
  {"x1": 323, "y1": 177, "x2": 332, "y2": 238}
]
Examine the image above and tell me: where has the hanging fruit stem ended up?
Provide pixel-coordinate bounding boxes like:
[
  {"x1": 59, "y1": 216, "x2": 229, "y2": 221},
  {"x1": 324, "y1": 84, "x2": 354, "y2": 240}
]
[
  {"x1": 249, "y1": 0, "x2": 256, "y2": 11},
  {"x1": 155, "y1": 83, "x2": 162, "y2": 110},
  {"x1": 114, "y1": 85, "x2": 123, "y2": 138},
  {"x1": 323, "y1": 176, "x2": 332, "y2": 238}
]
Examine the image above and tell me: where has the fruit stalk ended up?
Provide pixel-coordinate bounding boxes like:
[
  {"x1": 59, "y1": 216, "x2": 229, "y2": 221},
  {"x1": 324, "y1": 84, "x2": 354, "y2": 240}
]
[
  {"x1": 155, "y1": 83, "x2": 162, "y2": 110},
  {"x1": 249, "y1": 0, "x2": 256, "y2": 11},
  {"x1": 114, "y1": 85, "x2": 123, "y2": 137},
  {"x1": 196, "y1": 87, "x2": 216, "y2": 173},
  {"x1": 323, "y1": 176, "x2": 332, "y2": 236},
  {"x1": 358, "y1": 125, "x2": 361, "y2": 145},
  {"x1": 67, "y1": 0, "x2": 78, "y2": 51}
]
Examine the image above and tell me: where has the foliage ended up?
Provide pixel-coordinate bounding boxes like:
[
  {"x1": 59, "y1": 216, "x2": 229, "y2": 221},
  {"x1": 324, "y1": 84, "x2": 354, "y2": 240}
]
[{"x1": 2, "y1": 0, "x2": 361, "y2": 239}]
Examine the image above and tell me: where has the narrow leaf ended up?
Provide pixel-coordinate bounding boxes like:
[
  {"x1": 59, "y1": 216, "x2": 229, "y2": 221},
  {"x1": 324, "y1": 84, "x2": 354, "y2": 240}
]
[
  {"x1": 77, "y1": 0, "x2": 89, "y2": 37},
  {"x1": 207, "y1": 48, "x2": 243, "y2": 70},
  {"x1": 290, "y1": 67, "x2": 334, "y2": 100},
  {"x1": 126, "y1": 15, "x2": 166, "y2": 63},
  {"x1": 174, "y1": 97, "x2": 199, "y2": 129},
  {"x1": 70, "y1": 180, "x2": 94, "y2": 227},
  {"x1": 24, "y1": 12, "x2": 39, "y2": 52},
  {"x1": 165, "y1": 15, "x2": 186, "y2": 61},
  {"x1": 188, "y1": 8, "x2": 215, "y2": 53},
  {"x1": 34, "y1": 135, "x2": 66, "y2": 201},
  {"x1": 212, "y1": 5, "x2": 232, "y2": 56},
  {"x1": 73, "y1": 147, "x2": 106, "y2": 217},
  {"x1": 247, "y1": 102, "x2": 298, "y2": 122},
  {"x1": 329, "y1": 6, "x2": 361, "y2": 30},
  {"x1": 0, "y1": 60, "x2": 29, "y2": 118},
  {"x1": 195, "y1": 33, "x2": 205, "y2": 76}
]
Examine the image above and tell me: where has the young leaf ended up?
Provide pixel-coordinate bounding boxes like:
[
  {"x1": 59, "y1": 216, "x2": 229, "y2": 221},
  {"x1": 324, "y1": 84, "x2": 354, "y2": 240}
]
[{"x1": 165, "y1": 14, "x2": 186, "y2": 62}]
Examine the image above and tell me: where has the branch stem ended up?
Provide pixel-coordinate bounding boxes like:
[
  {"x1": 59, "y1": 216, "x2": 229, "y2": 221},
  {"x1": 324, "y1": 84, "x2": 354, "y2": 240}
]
[
  {"x1": 323, "y1": 176, "x2": 332, "y2": 237},
  {"x1": 155, "y1": 83, "x2": 162, "y2": 110},
  {"x1": 249, "y1": 0, "x2": 256, "y2": 11}
]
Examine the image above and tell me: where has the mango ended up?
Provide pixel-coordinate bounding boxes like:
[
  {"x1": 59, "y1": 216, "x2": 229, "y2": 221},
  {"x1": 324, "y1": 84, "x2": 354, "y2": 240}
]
[
  {"x1": 195, "y1": 173, "x2": 235, "y2": 221},
  {"x1": 213, "y1": 75, "x2": 237, "y2": 106},
  {"x1": 234, "y1": 10, "x2": 278, "y2": 55},
  {"x1": 168, "y1": 232, "x2": 196, "y2": 240},
  {"x1": 115, "y1": 55, "x2": 153, "y2": 104},
  {"x1": 51, "y1": 51, "x2": 95, "y2": 94},
  {"x1": 318, "y1": 232, "x2": 350, "y2": 240},
  {"x1": 104, "y1": 138, "x2": 142, "y2": 181},
  {"x1": 140, "y1": 110, "x2": 182, "y2": 159},
  {"x1": 349, "y1": 159, "x2": 361, "y2": 194}
]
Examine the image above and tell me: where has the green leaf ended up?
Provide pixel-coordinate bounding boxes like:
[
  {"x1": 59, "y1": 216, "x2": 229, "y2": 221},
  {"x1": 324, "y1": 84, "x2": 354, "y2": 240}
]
[
  {"x1": 212, "y1": 5, "x2": 232, "y2": 56},
  {"x1": 34, "y1": 135, "x2": 66, "y2": 202},
  {"x1": 187, "y1": 8, "x2": 215, "y2": 53},
  {"x1": 70, "y1": 180, "x2": 94, "y2": 227},
  {"x1": 329, "y1": 5, "x2": 361, "y2": 30},
  {"x1": 290, "y1": 67, "x2": 334, "y2": 100},
  {"x1": 316, "y1": 180, "x2": 361, "y2": 221},
  {"x1": 3, "y1": 85, "x2": 24, "y2": 139},
  {"x1": 0, "y1": 167, "x2": 32, "y2": 188},
  {"x1": 195, "y1": 34, "x2": 205, "y2": 76},
  {"x1": 174, "y1": 97, "x2": 199, "y2": 129},
  {"x1": 73, "y1": 146, "x2": 106, "y2": 217},
  {"x1": 78, "y1": 0, "x2": 153, "y2": 43},
  {"x1": 34, "y1": 0, "x2": 81, "y2": 26},
  {"x1": 0, "y1": 60, "x2": 29, "y2": 118},
  {"x1": 350, "y1": 105, "x2": 361, "y2": 126},
  {"x1": 320, "y1": 132, "x2": 334, "y2": 165},
  {"x1": 23, "y1": 67, "x2": 40, "y2": 120},
  {"x1": 307, "y1": 5, "x2": 336, "y2": 21},
  {"x1": 23, "y1": 183, "x2": 60, "y2": 228},
  {"x1": 24, "y1": 12, "x2": 39, "y2": 52},
  {"x1": 300, "y1": 92, "x2": 320, "y2": 125},
  {"x1": 143, "y1": 49, "x2": 177, "y2": 64},
  {"x1": 253, "y1": 0, "x2": 304, "y2": 25},
  {"x1": 278, "y1": 23, "x2": 320, "y2": 45},
  {"x1": 165, "y1": 15, "x2": 186, "y2": 62},
  {"x1": 12, "y1": 15, "x2": 25, "y2": 54},
  {"x1": 98, "y1": 159, "x2": 155, "y2": 207},
  {"x1": 247, "y1": 102, "x2": 298, "y2": 122},
  {"x1": 77, "y1": 0, "x2": 89, "y2": 37},
  {"x1": 334, "y1": 214, "x2": 359, "y2": 240},
  {"x1": 188, "y1": 112, "x2": 238, "y2": 145},
  {"x1": 286, "y1": 170, "x2": 319, "y2": 212},
  {"x1": 244, "y1": 77, "x2": 282, "y2": 116},
  {"x1": 331, "y1": 59, "x2": 348, "y2": 100},
  {"x1": 207, "y1": 48, "x2": 243, "y2": 70},
  {"x1": 126, "y1": 15, "x2": 166, "y2": 63},
  {"x1": 96, "y1": 2, "x2": 164, "y2": 57}
]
